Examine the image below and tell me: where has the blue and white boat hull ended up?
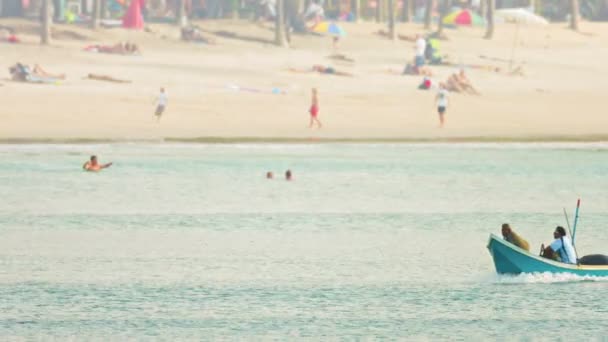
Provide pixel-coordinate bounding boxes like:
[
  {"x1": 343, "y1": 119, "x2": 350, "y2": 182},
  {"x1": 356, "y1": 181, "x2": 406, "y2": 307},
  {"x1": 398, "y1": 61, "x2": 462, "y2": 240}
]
[{"x1": 487, "y1": 234, "x2": 608, "y2": 277}]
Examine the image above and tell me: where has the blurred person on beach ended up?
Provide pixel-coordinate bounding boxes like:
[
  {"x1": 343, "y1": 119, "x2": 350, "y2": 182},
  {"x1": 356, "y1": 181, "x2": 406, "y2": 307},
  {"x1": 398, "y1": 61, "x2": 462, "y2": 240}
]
[
  {"x1": 304, "y1": 0, "x2": 324, "y2": 23},
  {"x1": 285, "y1": 169, "x2": 293, "y2": 181},
  {"x1": 435, "y1": 83, "x2": 449, "y2": 128},
  {"x1": 155, "y1": 88, "x2": 168, "y2": 122},
  {"x1": 418, "y1": 76, "x2": 432, "y2": 90},
  {"x1": 446, "y1": 70, "x2": 479, "y2": 95},
  {"x1": 402, "y1": 57, "x2": 432, "y2": 77},
  {"x1": 266, "y1": 171, "x2": 274, "y2": 179},
  {"x1": 255, "y1": 0, "x2": 276, "y2": 21},
  {"x1": 289, "y1": 65, "x2": 353, "y2": 77},
  {"x1": 309, "y1": 88, "x2": 322, "y2": 128},
  {"x1": 332, "y1": 36, "x2": 340, "y2": 51},
  {"x1": 414, "y1": 34, "x2": 426, "y2": 69},
  {"x1": 83, "y1": 155, "x2": 112, "y2": 172},
  {"x1": 456, "y1": 70, "x2": 479, "y2": 95}
]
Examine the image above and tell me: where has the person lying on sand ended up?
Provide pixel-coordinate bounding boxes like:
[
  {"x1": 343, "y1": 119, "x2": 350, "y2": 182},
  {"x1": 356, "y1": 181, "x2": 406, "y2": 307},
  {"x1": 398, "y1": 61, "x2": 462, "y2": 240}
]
[
  {"x1": 327, "y1": 53, "x2": 354, "y2": 63},
  {"x1": 418, "y1": 76, "x2": 432, "y2": 90},
  {"x1": 402, "y1": 63, "x2": 432, "y2": 77},
  {"x1": 85, "y1": 74, "x2": 131, "y2": 83},
  {"x1": 9, "y1": 63, "x2": 65, "y2": 83},
  {"x1": 83, "y1": 155, "x2": 112, "y2": 172},
  {"x1": 181, "y1": 26, "x2": 217, "y2": 44},
  {"x1": 84, "y1": 42, "x2": 141, "y2": 55},
  {"x1": 375, "y1": 29, "x2": 417, "y2": 42},
  {"x1": 509, "y1": 66, "x2": 525, "y2": 77},
  {"x1": 32, "y1": 64, "x2": 66, "y2": 79},
  {"x1": 288, "y1": 65, "x2": 353, "y2": 77},
  {"x1": 0, "y1": 27, "x2": 20, "y2": 43}
]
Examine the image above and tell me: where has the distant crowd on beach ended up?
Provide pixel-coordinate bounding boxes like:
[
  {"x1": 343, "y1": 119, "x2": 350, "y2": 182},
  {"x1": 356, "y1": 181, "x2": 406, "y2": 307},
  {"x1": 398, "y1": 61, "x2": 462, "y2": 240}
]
[{"x1": 4, "y1": 5, "x2": 509, "y2": 136}]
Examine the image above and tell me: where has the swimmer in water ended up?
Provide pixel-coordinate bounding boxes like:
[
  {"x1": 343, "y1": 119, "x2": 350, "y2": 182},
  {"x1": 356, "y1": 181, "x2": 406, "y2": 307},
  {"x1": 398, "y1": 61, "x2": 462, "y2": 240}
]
[{"x1": 83, "y1": 155, "x2": 112, "y2": 172}]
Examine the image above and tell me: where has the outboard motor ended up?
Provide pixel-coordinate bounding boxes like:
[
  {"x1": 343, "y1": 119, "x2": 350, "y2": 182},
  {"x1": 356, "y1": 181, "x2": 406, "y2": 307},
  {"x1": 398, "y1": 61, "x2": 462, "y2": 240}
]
[{"x1": 578, "y1": 254, "x2": 608, "y2": 266}]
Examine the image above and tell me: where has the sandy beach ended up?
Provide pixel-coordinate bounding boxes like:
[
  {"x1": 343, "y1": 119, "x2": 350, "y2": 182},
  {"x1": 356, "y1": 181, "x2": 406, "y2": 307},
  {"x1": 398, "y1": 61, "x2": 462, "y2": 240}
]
[{"x1": 1, "y1": 18, "x2": 608, "y2": 142}]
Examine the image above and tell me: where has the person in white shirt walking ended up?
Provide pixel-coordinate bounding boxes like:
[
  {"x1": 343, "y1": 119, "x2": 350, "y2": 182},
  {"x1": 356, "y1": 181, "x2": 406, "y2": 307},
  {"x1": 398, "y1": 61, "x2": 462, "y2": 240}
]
[
  {"x1": 155, "y1": 87, "x2": 168, "y2": 122},
  {"x1": 435, "y1": 83, "x2": 449, "y2": 128},
  {"x1": 414, "y1": 34, "x2": 426, "y2": 68}
]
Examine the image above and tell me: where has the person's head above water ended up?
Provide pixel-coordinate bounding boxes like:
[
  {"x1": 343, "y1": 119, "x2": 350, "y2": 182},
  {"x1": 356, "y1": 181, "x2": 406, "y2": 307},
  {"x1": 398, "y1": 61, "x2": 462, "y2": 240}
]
[
  {"x1": 285, "y1": 169, "x2": 292, "y2": 180},
  {"x1": 266, "y1": 171, "x2": 273, "y2": 179},
  {"x1": 501, "y1": 223, "x2": 512, "y2": 238},
  {"x1": 90, "y1": 155, "x2": 98, "y2": 164},
  {"x1": 554, "y1": 226, "x2": 567, "y2": 239}
]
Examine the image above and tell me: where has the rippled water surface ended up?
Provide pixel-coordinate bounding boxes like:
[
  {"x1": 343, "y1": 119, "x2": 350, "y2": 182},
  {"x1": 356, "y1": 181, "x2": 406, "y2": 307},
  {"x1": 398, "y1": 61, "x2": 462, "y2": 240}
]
[{"x1": 1, "y1": 143, "x2": 607, "y2": 339}]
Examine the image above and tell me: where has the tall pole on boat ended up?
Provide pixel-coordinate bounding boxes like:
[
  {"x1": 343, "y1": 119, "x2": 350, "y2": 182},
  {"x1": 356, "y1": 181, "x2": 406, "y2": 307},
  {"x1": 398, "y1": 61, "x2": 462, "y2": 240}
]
[
  {"x1": 571, "y1": 199, "x2": 581, "y2": 245},
  {"x1": 563, "y1": 208, "x2": 572, "y2": 234},
  {"x1": 563, "y1": 207, "x2": 579, "y2": 259}
]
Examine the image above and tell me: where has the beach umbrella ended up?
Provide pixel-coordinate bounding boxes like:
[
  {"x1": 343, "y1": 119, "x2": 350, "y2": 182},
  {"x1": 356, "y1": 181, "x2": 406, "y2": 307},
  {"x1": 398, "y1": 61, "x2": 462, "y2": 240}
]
[
  {"x1": 312, "y1": 22, "x2": 347, "y2": 37},
  {"x1": 496, "y1": 8, "x2": 549, "y2": 26},
  {"x1": 442, "y1": 9, "x2": 485, "y2": 26}
]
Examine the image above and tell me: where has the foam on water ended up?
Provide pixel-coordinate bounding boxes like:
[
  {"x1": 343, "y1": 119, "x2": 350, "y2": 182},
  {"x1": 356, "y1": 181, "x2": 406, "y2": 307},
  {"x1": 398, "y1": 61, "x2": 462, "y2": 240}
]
[{"x1": 490, "y1": 272, "x2": 608, "y2": 284}]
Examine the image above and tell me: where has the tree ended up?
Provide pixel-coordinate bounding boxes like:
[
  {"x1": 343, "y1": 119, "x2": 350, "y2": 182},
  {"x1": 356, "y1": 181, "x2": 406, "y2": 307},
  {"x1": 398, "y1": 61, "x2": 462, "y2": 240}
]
[
  {"x1": 275, "y1": 0, "x2": 288, "y2": 47},
  {"x1": 353, "y1": 0, "x2": 361, "y2": 22},
  {"x1": 176, "y1": 0, "x2": 188, "y2": 27},
  {"x1": 401, "y1": 0, "x2": 412, "y2": 22},
  {"x1": 41, "y1": 0, "x2": 51, "y2": 45},
  {"x1": 91, "y1": 0, "x2": 101, "y2": 29},
  {"x1": 232, "y1": 0, "x2": 239, "y2": 19},
  {"x1": 484, "y1": 0, "x2": 495, "y2": 39},
  {"x1": 569, "y1": 0, "x2": 580, "y2": 30},
  {"x1": 101, "y1": 0, "x2": 108, "y2": 19},
  {"x1": 436, "y1": 0, "x2": 451, "y2": 36},
  {"x1": 388, "y1": 0, "x2": 396, "y2": 40},
  {"x1": 424, "y1": 0, "x2": 433, "y2": 29}
]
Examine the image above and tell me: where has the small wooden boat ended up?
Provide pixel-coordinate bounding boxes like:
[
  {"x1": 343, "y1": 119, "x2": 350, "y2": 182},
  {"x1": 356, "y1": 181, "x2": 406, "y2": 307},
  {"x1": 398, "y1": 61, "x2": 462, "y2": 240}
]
[{"x1": 487, "y1": 234, "x2": 608, "y2": 277}]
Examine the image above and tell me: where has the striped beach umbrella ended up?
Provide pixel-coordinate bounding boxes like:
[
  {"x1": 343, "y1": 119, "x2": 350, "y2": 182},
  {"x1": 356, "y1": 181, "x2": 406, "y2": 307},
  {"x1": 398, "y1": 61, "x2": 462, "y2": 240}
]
[
  {"x1": 312, "y1": 22, "x2": 347, "y2": 37},
  {"x1": 442, "y1": 9, "x2": 486, "y2": 26}
]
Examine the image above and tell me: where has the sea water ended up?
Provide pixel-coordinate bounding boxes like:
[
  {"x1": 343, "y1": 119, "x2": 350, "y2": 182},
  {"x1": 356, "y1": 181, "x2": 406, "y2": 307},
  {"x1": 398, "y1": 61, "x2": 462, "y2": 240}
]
[{"x1": 1, "y1": 143, "x2": 607, "y2": 340}]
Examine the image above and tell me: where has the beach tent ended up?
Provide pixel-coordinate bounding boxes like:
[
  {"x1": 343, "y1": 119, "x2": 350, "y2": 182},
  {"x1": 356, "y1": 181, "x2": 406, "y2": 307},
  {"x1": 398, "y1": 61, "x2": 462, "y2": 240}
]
[
  {"x1": 122, "y1": 0, "x2": 145, "y2": 29},
  {"x1": 312, "y1": 22, "x2": 346, "y2": 37},
  {"x1": 442, "y1": 9, "x2": 485, "y2": 26}
]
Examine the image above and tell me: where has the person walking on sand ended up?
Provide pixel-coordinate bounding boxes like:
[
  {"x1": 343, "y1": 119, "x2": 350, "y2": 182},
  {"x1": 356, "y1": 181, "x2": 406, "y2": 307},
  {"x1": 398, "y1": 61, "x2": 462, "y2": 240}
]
[
  {"x1": 435, "y1": 83, "x2": 449, "y2": 128},
  {"x1": 154, "y1": 87, "x2": 168, "y2": 122},
  {"x1": 308, "y1": 88, "x2": 322, "y2": 129}
]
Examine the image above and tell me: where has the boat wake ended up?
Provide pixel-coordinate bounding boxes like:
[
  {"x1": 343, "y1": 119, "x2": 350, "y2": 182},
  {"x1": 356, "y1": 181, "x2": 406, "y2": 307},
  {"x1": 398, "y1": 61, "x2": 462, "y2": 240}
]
[{"x1": 491, "y1": 272, "x2": 608, "y2": 284}]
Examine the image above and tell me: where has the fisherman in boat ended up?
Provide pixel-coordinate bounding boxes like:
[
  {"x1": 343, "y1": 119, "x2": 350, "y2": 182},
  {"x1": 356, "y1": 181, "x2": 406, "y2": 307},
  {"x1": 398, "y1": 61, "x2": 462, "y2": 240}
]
[
  {"x1": 541, "y1": 226, "x2": 577, "y2": 264},
  {"x1": 501, "y1": 223, "x2": 530, "y2": 251}
]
